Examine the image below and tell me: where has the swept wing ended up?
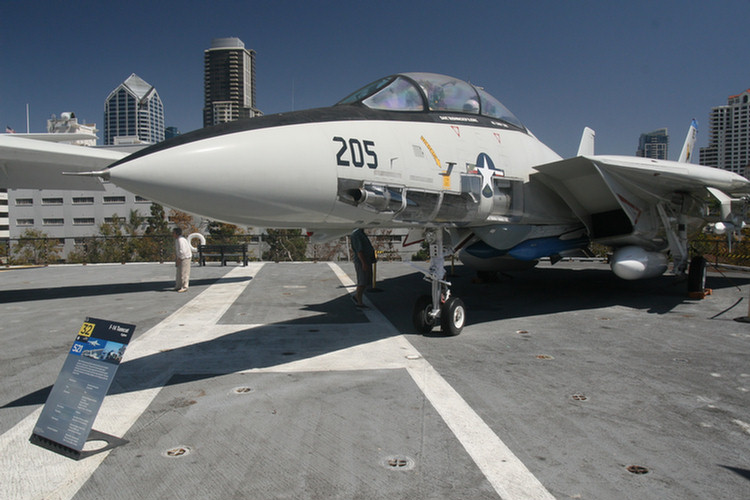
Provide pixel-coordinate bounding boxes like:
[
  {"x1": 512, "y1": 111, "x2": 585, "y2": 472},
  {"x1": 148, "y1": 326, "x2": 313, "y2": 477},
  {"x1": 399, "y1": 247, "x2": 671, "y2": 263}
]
[{"x1": 0, "y1": 135, "x2": 126, "y2": 190}]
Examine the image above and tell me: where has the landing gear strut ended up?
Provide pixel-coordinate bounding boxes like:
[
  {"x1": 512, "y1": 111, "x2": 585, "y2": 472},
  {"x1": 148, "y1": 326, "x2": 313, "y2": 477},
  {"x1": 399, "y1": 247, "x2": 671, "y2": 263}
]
[{"x1": 411, "y1": 229, "x2": 466, "y2": 336}]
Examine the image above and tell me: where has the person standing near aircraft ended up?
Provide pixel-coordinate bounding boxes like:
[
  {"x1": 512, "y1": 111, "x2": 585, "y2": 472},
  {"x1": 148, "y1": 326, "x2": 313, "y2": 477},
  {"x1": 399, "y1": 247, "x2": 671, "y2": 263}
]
[
  {"x1": 351, "y1": 228, "x2": 376, "y2": 307},
  {"x1": 173, "y1": 227, "x2": 192, "y2": 292}
]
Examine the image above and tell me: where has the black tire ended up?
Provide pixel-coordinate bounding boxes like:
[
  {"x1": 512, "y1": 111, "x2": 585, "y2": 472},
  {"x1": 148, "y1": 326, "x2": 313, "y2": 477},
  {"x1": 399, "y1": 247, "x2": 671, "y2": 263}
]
[
  {"x1": 413, "y1": 294, "x2": 435, "y2": 334},
  {"x1": 688, "y1": 256, "x2": 707, "y2": 293},
  {"x1": 440, "y1": 296, "x2": 466, "y2": 336}
]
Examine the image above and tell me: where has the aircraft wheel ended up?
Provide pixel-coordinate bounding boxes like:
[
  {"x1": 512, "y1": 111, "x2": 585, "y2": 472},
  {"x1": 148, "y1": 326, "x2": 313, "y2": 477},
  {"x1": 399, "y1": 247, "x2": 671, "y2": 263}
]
[
  {"x1": 440, "y1": 296, "x2": 466, "y2": 336},
  {"x1": 413, "y1": 295, "x2": 435, "y2": 334},
  {"x1": 688, "y1": 256, "x2": 707, "y2": 293}
]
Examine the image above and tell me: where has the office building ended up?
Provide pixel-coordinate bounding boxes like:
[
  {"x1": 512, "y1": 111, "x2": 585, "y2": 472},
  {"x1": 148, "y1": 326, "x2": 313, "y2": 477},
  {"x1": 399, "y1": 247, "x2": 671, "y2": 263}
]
[
  {"x1": 1, "y1": 188, "x2": 8, "y2": 241},
  {"x1": 103, "y1": 74, "x2": 165, "y2": 145},
  {"x1": 636, "y1": 128, "x2": 669, "y2": 160},
  {"x1": 203, "y1": 37, "x2": 261, "y2": 127},
  {"x1": 165, "y1": 126, "x2": 181, "y2": 139},
  {"x1": 700, "y1": 89, "x2": 750, "y2": 176},
  {"x1": 47, "y1": 112, "x2": 97, "y2": 146}
]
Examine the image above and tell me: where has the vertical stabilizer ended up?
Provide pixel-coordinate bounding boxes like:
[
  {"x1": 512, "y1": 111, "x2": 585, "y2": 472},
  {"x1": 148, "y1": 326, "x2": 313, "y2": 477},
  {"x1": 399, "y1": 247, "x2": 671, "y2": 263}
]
[
  {"x1": 678, "y1": 119, "x2": 698, "y2": 163},
  {"x1": 577, "y1": 127, "x2": 595, "y2": 156}
]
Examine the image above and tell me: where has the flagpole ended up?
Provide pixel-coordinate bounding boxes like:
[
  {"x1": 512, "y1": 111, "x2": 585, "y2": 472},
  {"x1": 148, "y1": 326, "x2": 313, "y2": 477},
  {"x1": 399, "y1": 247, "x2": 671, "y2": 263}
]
[{"x1": 26, "y1": 103, "x2": 30, "y2": 133}]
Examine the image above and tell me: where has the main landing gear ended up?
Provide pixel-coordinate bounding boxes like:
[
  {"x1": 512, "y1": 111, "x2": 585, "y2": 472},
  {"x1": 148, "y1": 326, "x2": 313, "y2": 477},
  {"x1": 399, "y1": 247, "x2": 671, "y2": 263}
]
[
  {"x1": 687, "y1": 255, "x2": 707, "y2": 295},
  {"x1": 412, "y1": 229, "x2": 466, "y2": 336}
]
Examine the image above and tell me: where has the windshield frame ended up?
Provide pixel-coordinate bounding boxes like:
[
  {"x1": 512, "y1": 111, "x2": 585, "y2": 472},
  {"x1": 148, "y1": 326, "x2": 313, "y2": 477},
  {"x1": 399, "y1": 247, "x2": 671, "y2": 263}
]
[{"x1": 336, "y1": 72, "x2": 525, "y2": 131}]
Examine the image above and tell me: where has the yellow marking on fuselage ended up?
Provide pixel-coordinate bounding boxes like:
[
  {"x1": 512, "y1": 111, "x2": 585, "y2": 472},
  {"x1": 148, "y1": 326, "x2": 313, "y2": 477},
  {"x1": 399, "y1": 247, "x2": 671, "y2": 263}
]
[{"x1": 420, "y1": 136, "x2": 441, "y2": 168}]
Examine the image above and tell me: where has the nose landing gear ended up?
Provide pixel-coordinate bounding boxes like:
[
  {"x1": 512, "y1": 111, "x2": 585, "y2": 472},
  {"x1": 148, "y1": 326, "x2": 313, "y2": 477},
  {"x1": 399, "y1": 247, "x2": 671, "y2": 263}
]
[{"x1": 411, "y1": 229, "x2": 466, "y2": 336}]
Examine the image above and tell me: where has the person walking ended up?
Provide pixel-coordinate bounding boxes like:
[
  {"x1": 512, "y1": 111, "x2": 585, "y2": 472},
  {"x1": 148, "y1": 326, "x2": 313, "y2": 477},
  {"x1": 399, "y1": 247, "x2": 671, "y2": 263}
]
[
  {"x1": 351, "y1": 228, "x2": 376, "y2": 307},
  {"x1": 173, "y1": 228, "x2": 192, "y2": 292}
]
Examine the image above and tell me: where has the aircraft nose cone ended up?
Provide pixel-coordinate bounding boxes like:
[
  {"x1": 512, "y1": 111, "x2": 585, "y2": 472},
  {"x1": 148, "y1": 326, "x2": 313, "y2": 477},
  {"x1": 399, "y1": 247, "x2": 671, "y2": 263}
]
[{"x1": 109, "y1": 127, "x2": 337, "y2": 226}]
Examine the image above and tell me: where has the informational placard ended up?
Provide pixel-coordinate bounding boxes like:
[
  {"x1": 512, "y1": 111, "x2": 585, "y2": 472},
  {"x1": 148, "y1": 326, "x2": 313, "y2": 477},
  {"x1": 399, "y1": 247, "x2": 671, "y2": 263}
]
[{"x1": 31, "y1": 317, "x2": 135, "y2": 456}]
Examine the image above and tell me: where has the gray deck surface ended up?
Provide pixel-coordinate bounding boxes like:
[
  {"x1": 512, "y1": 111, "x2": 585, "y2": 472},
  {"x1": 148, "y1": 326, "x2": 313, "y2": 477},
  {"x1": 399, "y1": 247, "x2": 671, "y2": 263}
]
[{"x1": 1, "y1": 260, "x2": 748, "y2": 499}]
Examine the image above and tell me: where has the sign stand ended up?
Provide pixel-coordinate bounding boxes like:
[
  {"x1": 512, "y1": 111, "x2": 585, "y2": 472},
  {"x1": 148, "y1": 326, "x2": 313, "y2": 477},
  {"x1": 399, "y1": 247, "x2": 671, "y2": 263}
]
[
  {"x1": 30, "y1": 317, "x2": 136, "y2": 460},
  {"x1": 30, "y1": 429, "x2": 128, "y2": 461}
]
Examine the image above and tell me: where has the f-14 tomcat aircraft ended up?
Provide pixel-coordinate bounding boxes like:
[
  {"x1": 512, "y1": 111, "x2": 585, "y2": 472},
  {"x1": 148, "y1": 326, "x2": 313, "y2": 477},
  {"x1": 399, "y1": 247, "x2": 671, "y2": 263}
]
[{"x1": 2, "y1": 73, "x2": 749, "y2": 335}]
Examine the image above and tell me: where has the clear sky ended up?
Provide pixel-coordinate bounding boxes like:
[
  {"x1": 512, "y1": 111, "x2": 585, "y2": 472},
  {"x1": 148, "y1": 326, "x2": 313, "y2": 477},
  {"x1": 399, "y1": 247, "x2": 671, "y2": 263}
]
[{"x1": 1, "y1": 0, "x2": 747, "y2": 158}]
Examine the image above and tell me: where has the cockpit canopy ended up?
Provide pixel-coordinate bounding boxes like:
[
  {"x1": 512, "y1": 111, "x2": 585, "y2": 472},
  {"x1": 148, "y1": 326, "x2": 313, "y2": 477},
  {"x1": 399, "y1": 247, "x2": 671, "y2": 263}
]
[{"x1": 337, "y1": 72, "x2": 525, "y2": 130}]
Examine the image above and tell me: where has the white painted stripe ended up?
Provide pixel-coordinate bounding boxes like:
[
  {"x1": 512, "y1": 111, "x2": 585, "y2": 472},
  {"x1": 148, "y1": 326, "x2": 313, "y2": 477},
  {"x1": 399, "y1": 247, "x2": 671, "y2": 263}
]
[
  {"x1": 0, "y1": 265, "x2": 261, "y2": 500},
  {"x1": 733, "y1": 419, "x2": 750, "y2": 435},
  {"x1": 327, "y1": 263, "x2": 555, "y2": 500},
  {"x1": 407, "y1": 361, "x2": 555, "y2": 500}
]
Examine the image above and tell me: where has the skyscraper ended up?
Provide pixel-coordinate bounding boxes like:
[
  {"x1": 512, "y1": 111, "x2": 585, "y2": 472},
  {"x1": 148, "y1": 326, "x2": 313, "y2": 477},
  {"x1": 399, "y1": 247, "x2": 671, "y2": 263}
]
[
  {"x1": 636, "y1": 128, "x2": 669, "y2": 160},
  {"x1": 700, "y1": 89, "x2": 750, "y2": 176},
  {"x1": 203, "y1": 37, "x2": 261, "y2": 127},
  {"x1": 103, "y1": 74, "x2": 165, "y2": 145}
]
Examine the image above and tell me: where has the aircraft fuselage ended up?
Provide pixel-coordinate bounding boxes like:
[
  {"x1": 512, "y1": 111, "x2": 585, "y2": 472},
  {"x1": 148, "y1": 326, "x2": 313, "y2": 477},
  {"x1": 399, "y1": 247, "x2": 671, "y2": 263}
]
[{"x1": 108, "y1": 106, "x2": 568, "y2": 232}]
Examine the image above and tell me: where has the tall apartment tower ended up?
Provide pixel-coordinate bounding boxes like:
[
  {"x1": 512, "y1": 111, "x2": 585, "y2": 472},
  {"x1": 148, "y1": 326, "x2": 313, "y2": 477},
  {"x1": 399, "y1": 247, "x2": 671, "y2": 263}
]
[
  {"x1": 700, "y1": 89, "x2": 750, "y2": 176},
  {"x1": 203, "y1": 37, "x2": 261, "y2": 127},
  {"x1": 103, "y1": 74, "x2": 165, "y2": 145},
  {"x1": 636, "y1": 128, "x2": 669, "y2": 160}
]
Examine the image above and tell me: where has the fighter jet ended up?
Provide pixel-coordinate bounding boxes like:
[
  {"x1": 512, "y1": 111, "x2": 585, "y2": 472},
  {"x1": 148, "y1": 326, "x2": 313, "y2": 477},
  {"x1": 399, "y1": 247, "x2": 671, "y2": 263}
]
[{"x1": 2, "y1": 73, "x2": 748, "y2": 335}]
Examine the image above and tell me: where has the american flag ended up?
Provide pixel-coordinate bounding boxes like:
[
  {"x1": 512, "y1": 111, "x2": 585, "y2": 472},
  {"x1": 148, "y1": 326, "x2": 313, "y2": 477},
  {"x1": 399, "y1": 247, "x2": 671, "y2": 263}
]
[{"x1": 5, "y1": 126, "x2": 15, "y2": 133}]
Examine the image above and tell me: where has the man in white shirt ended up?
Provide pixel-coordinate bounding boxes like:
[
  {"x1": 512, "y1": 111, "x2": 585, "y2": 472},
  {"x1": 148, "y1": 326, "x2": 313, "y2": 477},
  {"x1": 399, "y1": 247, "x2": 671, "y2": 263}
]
[{"x1": 173, "y1": 228, "x2": 192, "y2": 292}]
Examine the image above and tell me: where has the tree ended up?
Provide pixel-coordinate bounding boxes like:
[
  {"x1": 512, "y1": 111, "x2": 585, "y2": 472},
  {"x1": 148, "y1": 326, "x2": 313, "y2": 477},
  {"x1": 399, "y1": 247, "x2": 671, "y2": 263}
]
[
  {"x1": 263, "y1": 229, "x2": 307, "y2": 262},
  {"x1": 169, "y1": 209, "x2": 200, "y2": 234},
  {"x1": 12, "y1": 229, "x2": 62, "y2": 265},
  {"x1": 147, "y1": 203, "x2": 170, "y2": 235},
  {"x1": 207, "y1": 221, "x2": 243, "y2": 244},
  {"x1": 91, "y1": 215, "x2": 128, "y2": 263},
  {"x1": 138, "y1": 203, "x2": 171, "y2": 262}
]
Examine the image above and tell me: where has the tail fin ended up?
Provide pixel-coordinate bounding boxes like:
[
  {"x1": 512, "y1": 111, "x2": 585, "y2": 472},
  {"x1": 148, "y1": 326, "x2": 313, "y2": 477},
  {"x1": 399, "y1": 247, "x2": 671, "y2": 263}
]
[
  {"x1": 577, "y1": 127, "x2": 595, "y2": 156},
  {"x1": 678, "y1": 119, "x2": 698, "y2": 163}
]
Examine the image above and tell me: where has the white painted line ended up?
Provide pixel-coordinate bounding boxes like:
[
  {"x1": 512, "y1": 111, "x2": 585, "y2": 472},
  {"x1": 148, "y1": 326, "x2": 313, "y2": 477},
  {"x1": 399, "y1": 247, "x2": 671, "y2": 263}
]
[
  {"x1": 406, "y1": 361, "x2": 555, "y2": 500},
  {"x1": 733, "y1": 419, "x2": 750, "y2": 435},
  {"x1": 0, "y1": 265, "x2": 261, "y2": 500},
  {"x1": 327, "y1": 263, "x2": 555, "y2": 500}
]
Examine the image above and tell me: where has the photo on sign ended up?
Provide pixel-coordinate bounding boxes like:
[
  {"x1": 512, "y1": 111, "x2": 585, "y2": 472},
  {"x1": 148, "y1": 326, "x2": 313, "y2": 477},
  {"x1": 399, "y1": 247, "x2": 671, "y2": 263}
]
[{"x1": 80, "y1": 339, "x2": 126, "y2": 365}]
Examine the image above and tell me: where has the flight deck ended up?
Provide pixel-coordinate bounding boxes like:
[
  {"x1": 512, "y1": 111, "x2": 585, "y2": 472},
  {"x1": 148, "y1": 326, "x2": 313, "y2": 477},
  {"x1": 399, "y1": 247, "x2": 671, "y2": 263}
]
[{"x1": 1, "y1": 261, "x2": 748, "y2": 499}]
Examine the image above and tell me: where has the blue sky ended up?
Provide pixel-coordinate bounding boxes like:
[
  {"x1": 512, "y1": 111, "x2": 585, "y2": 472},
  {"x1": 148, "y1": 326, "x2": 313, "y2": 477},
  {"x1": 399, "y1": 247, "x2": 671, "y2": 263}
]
[{"x1": 1, "y1": 0, "x2": 747, "y2": 158}]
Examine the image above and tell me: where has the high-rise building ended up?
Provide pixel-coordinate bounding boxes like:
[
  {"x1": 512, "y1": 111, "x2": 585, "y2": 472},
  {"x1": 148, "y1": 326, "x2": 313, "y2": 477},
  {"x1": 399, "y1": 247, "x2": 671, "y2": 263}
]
[
  {"x1": 636, "y1": 128, "x2": 669, "y2": 160},
  {"x1": 103, "y1": 74, "x2": 165, "y2": 145},
  {"x1": 700, "y1": 89, "x2": 750, "y2": 176},
  {"x1": 203, "y1": 37, "x2": 261, "y2": 127}
]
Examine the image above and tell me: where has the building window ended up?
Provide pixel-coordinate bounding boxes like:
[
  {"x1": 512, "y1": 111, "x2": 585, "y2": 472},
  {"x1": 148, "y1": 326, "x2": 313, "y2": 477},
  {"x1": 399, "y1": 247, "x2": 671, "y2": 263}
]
[
  {"x1": 135, "y1": 196, "x2": 150, "y2": 203},
  {"x1": 72, "y1": 197, "x2": 95, "y2": 205},
  {"x1": 15, "y1": 198, "x2": 33, "y2": 206},
  {"x1": 73, "y1": 218, "x2": 95, "y2": 225},
  {"x1": 16, "y1": 218, "x2": 34, "y2": 226},
  {"x1": 103, "y1": 217, "x2": 123, "y2": 225},
  {"x1": 42, "y1": 198, "x2": 64, "y2": 205},
  {"x1": 103, "y1": 196, "x2": 126, "y2": 204},
  {"x1": 43, "y1": 218, "x2": 64, "y2": 226}
]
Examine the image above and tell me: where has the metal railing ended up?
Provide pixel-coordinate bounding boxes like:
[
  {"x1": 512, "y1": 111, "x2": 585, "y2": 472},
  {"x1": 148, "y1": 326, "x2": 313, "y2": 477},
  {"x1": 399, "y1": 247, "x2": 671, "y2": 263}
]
[
  {"x1": 0, "y1": 233, "x2": 410, "y2": 266},
  {"x1": 3, "y1": 234, "x2": 748, "y2": 269}
]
